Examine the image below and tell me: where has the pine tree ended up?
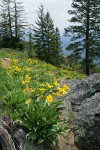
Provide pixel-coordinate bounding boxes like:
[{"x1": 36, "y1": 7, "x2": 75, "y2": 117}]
[
  {"x1": 64, "y1": 0, "x2": 100, "y2": 75},
  {"x1": 0, "y1": 0, "x2": 26, "y2": 49},
  {"x1": 34, "y1": 5, "x2": 46, "y2": 60},
  {"x1": 53, "y1": 27, "x2": 63, "y2": 65},
  {"x1": 0, "y1": 0, "x2": 13, "y2": 46},
  {"x1": 34, "y1": 5, "x2": 62, "y2": 65},
  {"x1": 13, "y1": 0, "x2": 26, "y2": 39},
  {"x1": 28, "y1": 25, "x2": 34, "y2": 58},
  {"x1": 43, "y1": 11, "x2": 56, "y2": 64}
]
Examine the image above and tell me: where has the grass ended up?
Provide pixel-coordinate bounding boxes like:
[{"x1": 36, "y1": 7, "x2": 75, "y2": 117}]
[
  {"x1": 0, "y1": 48, "x2": 85, "y2": 149},
  {"x1": 0, "y1": 48, "x2": 85, "y2": 116}
]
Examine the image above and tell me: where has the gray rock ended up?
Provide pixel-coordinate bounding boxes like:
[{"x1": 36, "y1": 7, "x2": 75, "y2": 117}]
[{"x1": 63, "y1": 73, "x2": 100, "y2": 150}]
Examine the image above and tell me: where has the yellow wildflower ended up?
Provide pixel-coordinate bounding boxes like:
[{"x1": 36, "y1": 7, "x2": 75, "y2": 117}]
[
  {"x1": 23, "y1": 88, "x2": 29, "y2": 93},
  {"x1": 22, "y1": 75, "x2": 31, "y2": 84},
  {"x1": 22, "y1": 80, "x2": 25, "y2": 84},
  {"x1": 40, "y1": 83, "x2": 45, "y2": 87},
  {"x1": 25, "y1": 75, "x2": 31, "y2": 82},
  {"x1": 13, "y1": 66, "x2": 22, "y2": 72},
  {"x1": 46, "y1": 83, "x2": 53, "y2": 88},
  {"x1": 61, "y1": 90, "x2": 67, "y2": 94},
  {"x1": 57, "y1": 87, "x2": 67, "y2": 95},
  {"x1": 38, "y1": 88, "x2": 46, "y2": 92},
  {"x1": 52, "y1": 92, "x2": 61, "y2": 97},
  {"x1": 57, "y1": 87, "x2": 62, "y2": 92},
  {"x1": 12, "y1": 59, "x2": 19, "y2": 64},
  {"x1": 46, "y1": 95, "x2": 54, "y2": 103},
  {"x1": 25, "y1": 98, "x2": 32, "y2": 104},
  {"x1": 23, "y1": 87, "x2": 35, "y2": 93},
  {"x1": 62, "y1": 85, "x2": 71, "y2": 91},
  {"x1": 30, "y1": 89, "x2": 36, "y2": 92},
  {"x1": 54, "y1": 81, "x2": 59, "y2": 87}
]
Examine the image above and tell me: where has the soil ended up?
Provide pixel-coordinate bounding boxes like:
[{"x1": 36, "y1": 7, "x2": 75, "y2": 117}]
[{"x1": 58, "y1": 131, "x2": 78, "y2": 150}]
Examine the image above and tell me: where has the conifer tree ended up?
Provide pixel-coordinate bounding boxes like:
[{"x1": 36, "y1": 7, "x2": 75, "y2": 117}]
[
  {"x1": 34, "y1": 5, "x2": 45, "y2": 60},
  {"x1": 0, "y1": 0, "x2": 13, "y2": 46},
  {"x1": 13, "y1": 0, "x2": 26, "y2": 39},
  {"x1": 64, "y1": 0, "x2": 100, "y2": 75},
  {"x1": 28, "y1": 25, "x2": 34, "y2": 58},
  {"x1": 34, "y1": 5, "x2": 62, "y2": 65},
  {"x1": 53, "y1": 27, "x2": 63, "y2": 65},
  {"x1": 0, "y1": 0, "x2": 26, "y2": 49},
  {"x1": 43, "y1": 11, "x2": 56, "y2": 64}
]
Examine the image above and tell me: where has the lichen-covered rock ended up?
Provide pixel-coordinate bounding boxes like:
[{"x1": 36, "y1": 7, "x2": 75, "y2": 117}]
[{"x1": 63, "y1": 73, "x2": 100, "y2": 150}]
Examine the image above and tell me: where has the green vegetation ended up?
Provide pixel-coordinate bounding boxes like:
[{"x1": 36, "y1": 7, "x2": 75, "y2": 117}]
[
  {"x1": 0, "y1": 49, "x2": 85, "y2": 149},
  {"x1": 64, "y1": 0, "x2": 100, "y2": 75},
  {"x1": 33, "y1": 5, "x2": 63, "y2": 66},
  {"x1": 0, "y1": 1, "x2": 99, "y2": 75},
  {"x1": 0, "y1": 0, "x2": 99, "y2": 148},
  {"x1": 0, "y1": 0, "x2": 26, "y2": 49}
]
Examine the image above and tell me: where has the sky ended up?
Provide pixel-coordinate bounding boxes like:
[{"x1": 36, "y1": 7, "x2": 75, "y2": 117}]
[{"x1": 21, "y1": 0, "x2": 72, "y2": 35}]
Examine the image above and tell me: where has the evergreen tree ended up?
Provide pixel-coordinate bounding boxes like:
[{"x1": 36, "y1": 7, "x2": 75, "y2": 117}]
[
  {"x1": 43, "y1": 11, "x2": 56, "y2": 64},
  {"x1": 28, "y1": 25, "x2": 34, "y2": 58},
  {"x1": 0, "y1": 0, "x2": 26, "y2": 49},
  {"x1": 34, "y1": 5, "x2": 46, "y2": 60},
  {"x1": 34, "y1": 5, "x2": 62, "y2": 65},
  {"x1": 53, "y1": 27, "x2": 63, "y2": 65},
  {"x1": 13, "y1": 0, "x2": 26, "y2": 39},
  {"x1": 0, "y1": 0, "x2": 13, "y2": 46},
  {"x1": 64, "y1": 0, "x2": 100, "y2": 75}
]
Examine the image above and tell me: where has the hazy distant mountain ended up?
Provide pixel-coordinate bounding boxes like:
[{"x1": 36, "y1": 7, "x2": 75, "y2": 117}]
[{"x1": 61, "y1": 36, "x2": 71, "y2": 55}]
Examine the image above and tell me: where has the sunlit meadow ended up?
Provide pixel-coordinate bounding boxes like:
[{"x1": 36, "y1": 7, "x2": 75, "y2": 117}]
[{"x1": 0, "y1": 49, "x2": 85, "y2": 149}]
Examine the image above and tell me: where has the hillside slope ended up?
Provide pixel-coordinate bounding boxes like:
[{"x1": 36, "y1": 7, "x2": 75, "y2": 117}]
[{"x1": 0, "y1": 48, "x2": 85, "y2": 150}]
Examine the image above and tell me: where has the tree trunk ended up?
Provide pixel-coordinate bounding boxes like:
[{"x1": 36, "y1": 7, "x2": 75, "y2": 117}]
[{"x1": 85, "y1": 0, "x2": 90, "y2": 75}]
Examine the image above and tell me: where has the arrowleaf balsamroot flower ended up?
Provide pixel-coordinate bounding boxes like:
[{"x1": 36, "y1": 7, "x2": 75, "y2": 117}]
[
  {"x1": 22, "y1": 75, "x2": 31, "y2": 84},
  {"x1": 62, "y1": 85, "x2": 71, "y2": 91},
  {"x1": 40, "y1": 83, "x2": 45, "y2": 87},
  {"x1": 46, "y1": 83, "x2": 53, "y2": 88},
  {"x1": 23, "y1": 88, "x2": 36, "y2": 93},
  {"x1": 25, "y1": 98, "x2": 32, "y2": 104},
  {"x1": 12, "y1": 59, "x2": 19, "y2": 64},
  {"x1": 57, "y1": 87, "x2": 67, "y2": 94},
  {"x1": 38, "y1": 88, "x2": 46, "y2": 92},
  {"x1": 46, "y1": 95, "x2": 54, "y2": 103},
  {"x1": 12, "y1": 65, "x2": 22, "y2": 72},
  {"x1": 23, "y1": 87, "x2": 29, "y2": 93},
  {"x1": 54, "y1": 81, "x2": 59, "y2": 87},
  {"x1": 52, "y1": 92, "x2": 61, "y2": 97}
]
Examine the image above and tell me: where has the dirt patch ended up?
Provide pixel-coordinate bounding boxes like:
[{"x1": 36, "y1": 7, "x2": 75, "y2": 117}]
[
  {"x1": 1, "y1": 58, "x2": 11, "y2": 68},
  {"x1": 58, "y1": 130, "x2": 78, "y2": 150}
]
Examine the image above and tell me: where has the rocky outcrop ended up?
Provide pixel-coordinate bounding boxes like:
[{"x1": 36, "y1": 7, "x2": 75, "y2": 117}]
[
  {"x1": 63, "y1": 73, "x2": 100, "y2": 150},
  {"x1": 0, "y1": 116, "x2": 27, "y2": 150}
]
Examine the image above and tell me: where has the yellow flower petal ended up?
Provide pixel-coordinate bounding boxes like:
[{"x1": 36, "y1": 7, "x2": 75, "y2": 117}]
[
  {"x1": 25, "y1": 98, "x2": 32, "y2": 104},
  {"x1": 46, "y1": 95, "x2": 54, "y2": 103}
]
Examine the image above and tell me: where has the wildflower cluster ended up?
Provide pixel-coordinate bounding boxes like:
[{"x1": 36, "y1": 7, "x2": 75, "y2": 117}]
[
  {"x1": 22, "y1": 75, "x2": 31, "y2": 84},
  {"x1": 12, "y1": 65, "x2": 22, "y2": 73},
  {"x1": 0, "y1": 49, "x2": 85, "y2": 149},
  {"x1": 12, "y1": 58, "x2": 19, "y2": 64}
]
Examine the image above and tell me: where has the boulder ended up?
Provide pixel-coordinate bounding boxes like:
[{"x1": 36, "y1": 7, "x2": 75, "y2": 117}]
[
  {"x1": 0, "y1": 116, "x2": 27, "y2": 150},
  {"x1": 63, "y1": 73, "x2": 100, "y2": 150}
]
